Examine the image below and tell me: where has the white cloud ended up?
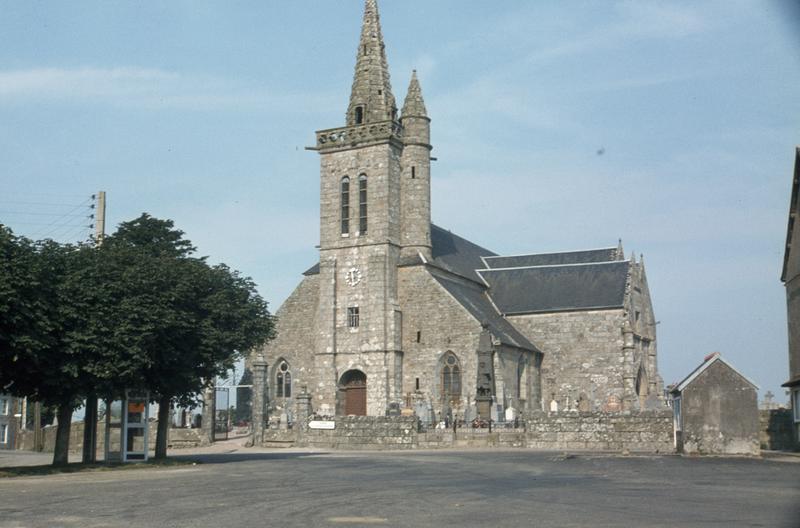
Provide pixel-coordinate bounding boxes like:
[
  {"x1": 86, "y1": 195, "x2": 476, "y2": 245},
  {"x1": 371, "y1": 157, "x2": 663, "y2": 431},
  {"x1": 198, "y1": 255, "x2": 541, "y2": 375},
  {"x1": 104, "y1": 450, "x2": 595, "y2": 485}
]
[{"x1": 0, "y1": 66, "x2": 337, "y2": 112}]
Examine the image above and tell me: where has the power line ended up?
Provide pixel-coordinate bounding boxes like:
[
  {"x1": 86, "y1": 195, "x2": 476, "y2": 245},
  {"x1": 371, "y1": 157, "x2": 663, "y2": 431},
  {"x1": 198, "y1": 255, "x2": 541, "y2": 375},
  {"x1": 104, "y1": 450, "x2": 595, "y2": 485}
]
[
  {"x1": 0, "y1": 210, "x2": 91, "y2": 217},
  {"x1": 0, "y1": 200, "x2": 88, "y2": 207},
  {"x1": 29, "y1": 196, "x2": 94, "y2": 240}
]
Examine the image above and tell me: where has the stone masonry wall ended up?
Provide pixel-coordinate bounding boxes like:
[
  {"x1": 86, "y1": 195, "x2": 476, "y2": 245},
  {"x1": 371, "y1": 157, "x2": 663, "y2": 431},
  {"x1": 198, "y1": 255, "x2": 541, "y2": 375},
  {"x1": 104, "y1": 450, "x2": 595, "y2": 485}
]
[
  {"x1": 524, "y1": 411, "x2": 673, "y2": 452},
  {"x1": 760, "y1": 409, "x2": 799, "y2": 451},
  {"x1": 262, "y1": 412, "x2": 672, "y2": 453},
  {"x1": 397, "y1": 266, "x2": 485, "y2": 421},
  {"x1": 680, "y1": 361, "x2": 760, "y2": 455},
  {"x1": 314, "y1": 141, "x2": 405, "y2": 415},
  {"x1": 509, "y1": 309, "x2": 626, "y2": 412},
  {"x1": 786, "y1": 274, "x2": 800, "y2": 387},
  {"x1": 300, "y1": 416, "x2": 417, "y2": 450},
  {"x1": 257, "y1": 274, "x2": 320, "y2": 416}
]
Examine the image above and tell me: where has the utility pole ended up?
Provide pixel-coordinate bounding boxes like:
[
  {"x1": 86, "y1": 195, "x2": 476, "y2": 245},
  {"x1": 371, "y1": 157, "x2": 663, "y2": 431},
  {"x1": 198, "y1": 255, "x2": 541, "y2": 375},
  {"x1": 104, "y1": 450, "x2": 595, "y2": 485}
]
[
  {"x1": 82, "y1": 191, "x2": 106, "y2": 464},
  {"x1": 94, "y1": 191, "x2": 106, "y2": 244}
]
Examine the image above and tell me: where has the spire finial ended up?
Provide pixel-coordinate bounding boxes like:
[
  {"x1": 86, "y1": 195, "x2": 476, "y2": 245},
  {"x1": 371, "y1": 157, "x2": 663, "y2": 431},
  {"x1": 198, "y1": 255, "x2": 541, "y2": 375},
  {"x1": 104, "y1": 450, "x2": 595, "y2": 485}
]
[
  {"x1": 402, "y1": 69, "x2": 428, "y2": 118},
  {"x1": 616, "y1": 239, "x2": 624, "y2": 260},
  {"x1": 346, "y1": 0, "x2": 397, "y2": 126}
]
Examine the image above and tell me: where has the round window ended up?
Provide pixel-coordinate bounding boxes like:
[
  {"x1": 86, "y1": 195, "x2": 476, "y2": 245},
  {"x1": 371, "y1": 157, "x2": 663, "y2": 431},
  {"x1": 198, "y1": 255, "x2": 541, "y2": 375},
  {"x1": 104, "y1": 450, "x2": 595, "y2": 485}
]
[
  {"x1": 446, "y1": 355, "x2": 456, "y2": 366},
  {"x1": 280, "y1": 362, "x2": 288, "y2": 372}
]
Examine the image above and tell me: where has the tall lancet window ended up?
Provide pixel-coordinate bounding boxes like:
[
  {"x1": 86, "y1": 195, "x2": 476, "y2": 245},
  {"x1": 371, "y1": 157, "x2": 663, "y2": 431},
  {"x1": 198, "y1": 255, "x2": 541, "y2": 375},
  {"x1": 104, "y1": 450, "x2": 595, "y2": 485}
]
[
  {"x1": 341, "y1": 176, "x2": 350, "y2": 235},
  {"x1": 359, "y1": 174, "x2": 368, "y2": 234},
  {"x1": 276, "y1": 360, "x2": 292, "y2": 399},
  {"x1": 441, "y1": 352, "x2": 461, "y2": 404}
]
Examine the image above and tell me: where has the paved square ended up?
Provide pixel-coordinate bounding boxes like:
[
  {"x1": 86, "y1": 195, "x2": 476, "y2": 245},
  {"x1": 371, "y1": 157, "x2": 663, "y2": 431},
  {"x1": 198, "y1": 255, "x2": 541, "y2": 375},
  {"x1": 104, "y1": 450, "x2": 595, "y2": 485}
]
[{"x1": 0, "y1": 449, "x2": 798, "y2": 527}]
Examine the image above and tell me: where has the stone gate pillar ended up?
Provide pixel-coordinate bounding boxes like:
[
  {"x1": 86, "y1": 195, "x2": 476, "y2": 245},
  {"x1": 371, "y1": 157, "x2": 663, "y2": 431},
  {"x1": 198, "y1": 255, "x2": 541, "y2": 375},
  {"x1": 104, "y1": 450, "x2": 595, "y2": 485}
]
[
  {"x1": 251, "y1": 352, "x2": 268, "y2": 446},
  {"x1": 201, "y1": 384, "x2": 215, "y2": 446},
  {"x1": 295, "y1": 385, "x2": 312, "y2": 430}
]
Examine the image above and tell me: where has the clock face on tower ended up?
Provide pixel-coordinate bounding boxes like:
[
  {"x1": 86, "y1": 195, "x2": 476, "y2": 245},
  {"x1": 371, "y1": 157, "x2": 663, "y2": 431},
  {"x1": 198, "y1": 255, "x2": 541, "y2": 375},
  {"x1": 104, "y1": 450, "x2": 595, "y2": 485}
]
[{"x1": 344, "y1": 267, "x2": 362, "y2": 287}]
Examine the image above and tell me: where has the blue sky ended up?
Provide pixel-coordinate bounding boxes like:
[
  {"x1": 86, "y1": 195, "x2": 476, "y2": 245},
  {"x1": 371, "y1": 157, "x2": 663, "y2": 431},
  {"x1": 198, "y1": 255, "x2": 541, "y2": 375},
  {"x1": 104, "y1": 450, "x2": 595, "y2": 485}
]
[{"x1": 1, "y1": 1, "x2": 798, "y2": 403}]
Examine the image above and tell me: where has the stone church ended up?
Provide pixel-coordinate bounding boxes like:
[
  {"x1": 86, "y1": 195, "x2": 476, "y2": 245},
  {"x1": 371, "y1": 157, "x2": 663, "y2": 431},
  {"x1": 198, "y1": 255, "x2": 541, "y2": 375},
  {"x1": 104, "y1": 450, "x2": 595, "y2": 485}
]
[{"x1": 252, "y1": 0, "x2": 662, "y2": 424}]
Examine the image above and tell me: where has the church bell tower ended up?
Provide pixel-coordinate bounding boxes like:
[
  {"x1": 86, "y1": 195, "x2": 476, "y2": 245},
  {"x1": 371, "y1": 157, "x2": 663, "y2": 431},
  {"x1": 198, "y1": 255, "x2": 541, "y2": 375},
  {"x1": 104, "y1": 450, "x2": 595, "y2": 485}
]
[{"x1": 311, "y1": 0, "x2": 406, "y2": 416}]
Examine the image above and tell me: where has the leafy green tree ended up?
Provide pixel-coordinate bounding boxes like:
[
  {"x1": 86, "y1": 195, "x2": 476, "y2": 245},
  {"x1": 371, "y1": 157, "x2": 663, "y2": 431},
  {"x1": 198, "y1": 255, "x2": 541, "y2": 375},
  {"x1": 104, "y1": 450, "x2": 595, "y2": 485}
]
[
  {"x1": 0, "y1": 228, "x2": 99, "y2": 465},
  {"x1": 103, "y1": 215, "x2": 273, "y2": 458}
]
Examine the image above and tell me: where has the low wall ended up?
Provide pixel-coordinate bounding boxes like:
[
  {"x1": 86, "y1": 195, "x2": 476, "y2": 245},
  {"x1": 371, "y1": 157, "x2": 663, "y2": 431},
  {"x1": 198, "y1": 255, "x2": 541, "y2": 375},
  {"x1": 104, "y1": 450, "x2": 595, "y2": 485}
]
[
  {"x1": 299, "y1": 416, "x2": 417, "y2": 450},
  {"x1": 260, "y1": 412, "x2": 674, "y2": 453},
  {"x1": 760, "y1": 409, "x2": 799, "y2": 451},
  {"x1": 16, "y1": 421, "x2": 205, "y2": 454},
  {"x1": 524, "y1": 411, "x2": 673, "y2": 452}
]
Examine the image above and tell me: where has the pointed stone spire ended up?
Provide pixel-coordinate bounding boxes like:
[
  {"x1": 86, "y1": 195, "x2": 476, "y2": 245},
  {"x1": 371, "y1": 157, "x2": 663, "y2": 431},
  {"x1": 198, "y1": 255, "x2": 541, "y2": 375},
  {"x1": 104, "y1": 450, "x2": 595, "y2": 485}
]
[
  {"x1": 630, "y1": 251, "x2": 636, "y2": 264},
  {"x1": 401, "y1": 70, "x2": 427, "y2": 118},
  {"x1": 616, "y1": 239, "x2": 624, "y2": 260},
  {"x1": 346, "y1": 0, "x2": 397, "y2": 126}
]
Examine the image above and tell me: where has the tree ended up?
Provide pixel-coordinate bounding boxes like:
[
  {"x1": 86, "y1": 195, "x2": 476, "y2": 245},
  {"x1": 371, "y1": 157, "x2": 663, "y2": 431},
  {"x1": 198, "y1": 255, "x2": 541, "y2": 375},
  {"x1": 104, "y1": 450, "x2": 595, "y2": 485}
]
[
  {"x1": 0, "y1": 228, "x2": 98, "y2": 465},
  {"x1": 103, "y1": 215, "x2": 273, "y2": 458}
]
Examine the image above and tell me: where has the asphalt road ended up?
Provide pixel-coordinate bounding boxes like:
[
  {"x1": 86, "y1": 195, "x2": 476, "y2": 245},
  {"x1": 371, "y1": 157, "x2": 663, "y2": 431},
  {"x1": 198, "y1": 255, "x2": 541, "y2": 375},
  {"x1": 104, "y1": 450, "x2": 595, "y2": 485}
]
[{"x1": 0, "y1": 449, "x2": 798, "y2": 528}]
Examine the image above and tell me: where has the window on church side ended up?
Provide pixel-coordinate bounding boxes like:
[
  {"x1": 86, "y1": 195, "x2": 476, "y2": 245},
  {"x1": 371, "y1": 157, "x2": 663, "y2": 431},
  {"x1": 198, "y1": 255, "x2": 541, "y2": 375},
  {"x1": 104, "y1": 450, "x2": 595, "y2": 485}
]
[
  {"x1": 517, "y1": 357, "x2": 527, "y2": 400},
  {"x1": 341, "y1": 177, "x2": 350, "y2": 235},
  {"x1": 359, "y1": 174, "x2": 368, "y2": 234},
  {"x1": 355, "y1": 106, "x2": 364, "y2": 124},
  {"x1": 276, "y1": 360, "x2": 292, "y2": 398},
  {"x1": 441, "y1": 353, "x2": 461, "y2": 403},
  {"x1": 348, "y1": 306, "x2": 360, "y2": 328},
  {"x1": 411, "y1": 166, "x2": 416, "y2": 179}
]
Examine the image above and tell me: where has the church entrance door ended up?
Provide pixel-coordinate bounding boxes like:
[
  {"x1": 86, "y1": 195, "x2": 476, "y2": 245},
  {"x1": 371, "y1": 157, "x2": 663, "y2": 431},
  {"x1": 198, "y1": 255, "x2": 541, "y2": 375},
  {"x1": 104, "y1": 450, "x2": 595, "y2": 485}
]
[{"x1": 339, "y1": 370, "x2": 367, "y2": 416}]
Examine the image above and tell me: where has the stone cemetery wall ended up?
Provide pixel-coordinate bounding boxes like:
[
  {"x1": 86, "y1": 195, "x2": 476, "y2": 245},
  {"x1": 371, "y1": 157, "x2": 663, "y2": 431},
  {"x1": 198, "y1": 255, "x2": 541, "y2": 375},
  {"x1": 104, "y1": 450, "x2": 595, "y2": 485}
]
[
  {"x1": 17, "y1": 421, "x2": 204, "y2": 454},
  {"x1": 759, "y1": 409, "x2": 799, "y2": 451},
  {"x1": 298, "y1": 416, "x2": 418, "y2": 450},
  {"x1": 524, "y1": 411, "x2": 673, "y2": 452},
  {"x1": 264, "y1": 412, "x2": 673, "y2": 453}
]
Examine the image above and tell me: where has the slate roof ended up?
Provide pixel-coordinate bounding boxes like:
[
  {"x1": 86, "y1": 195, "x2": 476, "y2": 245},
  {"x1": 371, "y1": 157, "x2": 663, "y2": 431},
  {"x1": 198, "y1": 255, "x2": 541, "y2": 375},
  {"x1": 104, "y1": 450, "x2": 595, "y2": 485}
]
[
  {"x1": 483, "y1": 248, "x2": 618, "y2": 269},
  {"x1": 301, "y1": 224, "x2": 629, "y2": 338},
  {"x1": 302, "y1": 223, "x2": 495, "y2": 281},
  {"x1": 430, "y1": 224, "x2": 496, "y2": 282},
  {"x1": 479, "y1": 261, "x2": 630, "y2": 315},
  {"x1": 429, "y1": 270, "x2": 539, "y2": 352}
]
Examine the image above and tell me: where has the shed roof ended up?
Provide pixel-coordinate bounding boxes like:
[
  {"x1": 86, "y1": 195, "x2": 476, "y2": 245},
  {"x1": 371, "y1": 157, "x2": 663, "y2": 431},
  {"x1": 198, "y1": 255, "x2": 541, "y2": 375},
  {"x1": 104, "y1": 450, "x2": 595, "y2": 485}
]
[{"x1": 671, "y1": 352, "x2": 759, "y2": 393}]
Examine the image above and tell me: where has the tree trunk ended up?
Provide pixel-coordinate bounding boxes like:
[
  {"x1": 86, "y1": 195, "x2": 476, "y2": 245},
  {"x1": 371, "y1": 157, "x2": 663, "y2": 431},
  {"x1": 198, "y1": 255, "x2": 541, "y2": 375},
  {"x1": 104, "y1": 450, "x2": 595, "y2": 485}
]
[
  {"x1": 82, "y1": 394, "x2": 98, "y2": 464},
  {"x1": 52, "y1": 403, "x2": 74, "y2": 466},
  {"x1": 154, "y1": 395, "x2": 171, "y2": 459}
]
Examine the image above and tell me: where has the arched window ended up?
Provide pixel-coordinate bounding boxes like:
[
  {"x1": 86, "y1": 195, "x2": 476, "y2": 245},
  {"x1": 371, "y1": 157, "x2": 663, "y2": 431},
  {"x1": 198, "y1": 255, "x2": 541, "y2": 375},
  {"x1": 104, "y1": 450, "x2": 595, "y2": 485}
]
[
  {"x1": 441, "y1": 352, "x2": 461, "y2": 403},
  {"x1": 517, "y1": 356, "x2": 528, "y2": 400},
  {"x1": 276, "y1": 360, "x2": 292, "y2": 398},
  {"x1": 354, "y1": 106, "x2": 364, "y2": 124},
  {"x1": 341, "y1": 177, "x2": 350, "y2": 235},
  {"x1": 358, "y1": 174, "x2": 368, "y2": 234}
]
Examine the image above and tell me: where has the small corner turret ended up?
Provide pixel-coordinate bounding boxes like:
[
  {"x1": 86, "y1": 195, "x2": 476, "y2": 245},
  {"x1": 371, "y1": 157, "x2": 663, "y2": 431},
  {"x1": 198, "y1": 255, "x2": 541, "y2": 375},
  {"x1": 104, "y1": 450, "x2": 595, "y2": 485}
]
[{"x1": 399, "y1": 69, "x2": 432, "y2": 259}]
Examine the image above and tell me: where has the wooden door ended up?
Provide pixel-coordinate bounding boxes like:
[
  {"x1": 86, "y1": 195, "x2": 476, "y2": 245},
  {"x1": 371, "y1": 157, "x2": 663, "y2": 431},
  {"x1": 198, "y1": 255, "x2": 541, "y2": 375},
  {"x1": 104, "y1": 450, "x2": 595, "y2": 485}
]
[{"x1": 345, "y1": 382, "x2": 367, "y2": 416}]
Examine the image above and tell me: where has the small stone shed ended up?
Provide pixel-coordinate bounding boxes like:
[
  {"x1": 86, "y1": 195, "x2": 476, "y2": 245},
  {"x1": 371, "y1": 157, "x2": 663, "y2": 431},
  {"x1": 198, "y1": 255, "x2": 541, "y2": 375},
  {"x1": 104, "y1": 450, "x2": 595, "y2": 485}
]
[{"x1": 670, "y1": 353, "x2": 759, "y2": 455}]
